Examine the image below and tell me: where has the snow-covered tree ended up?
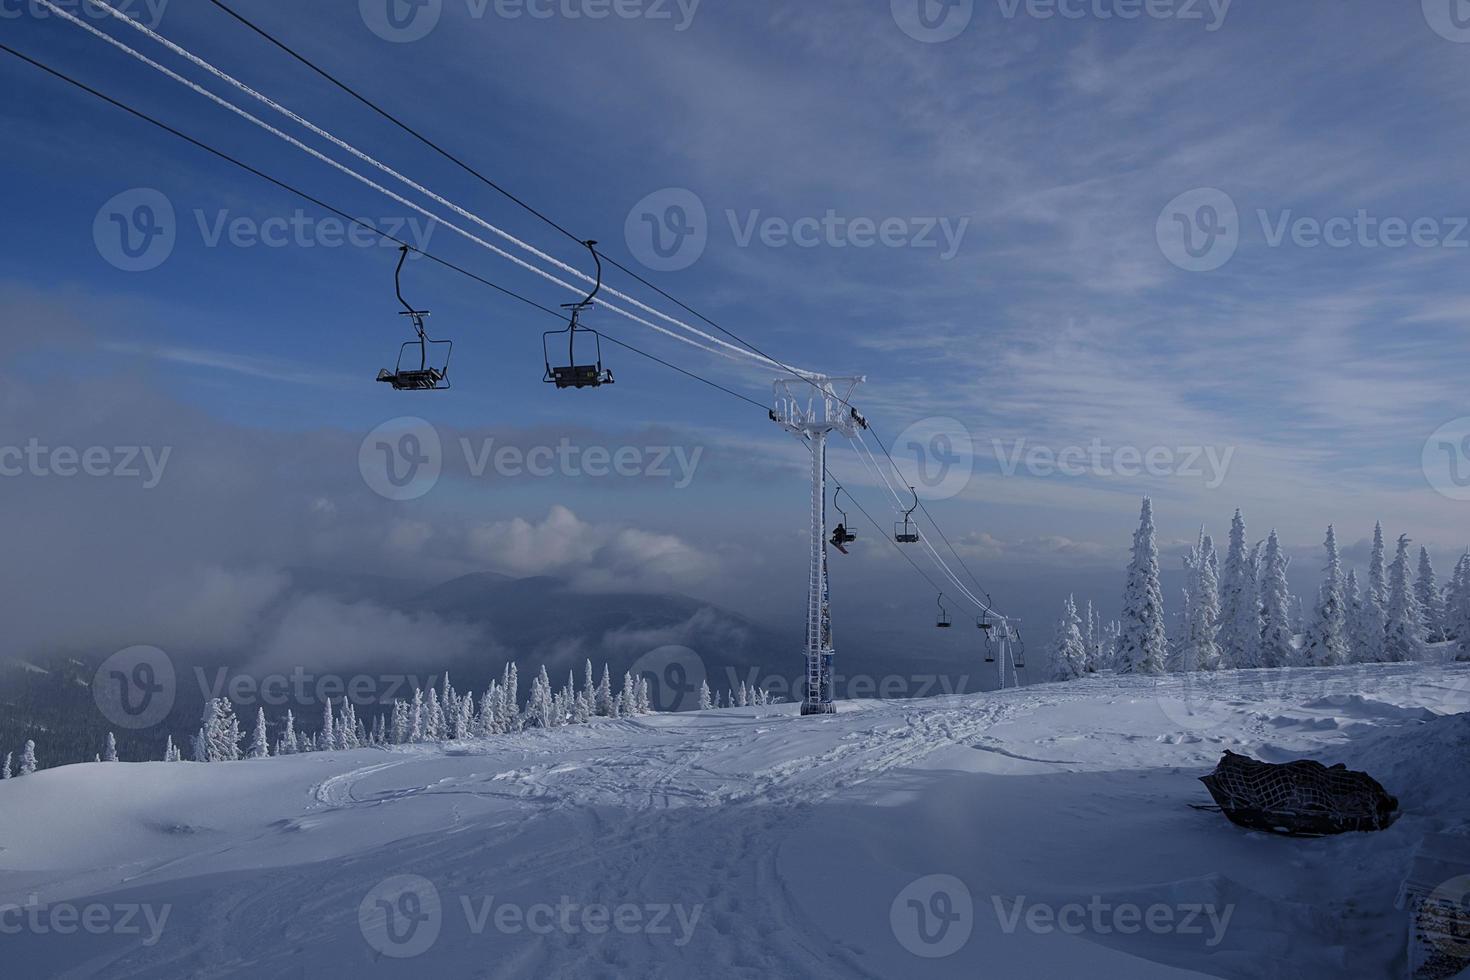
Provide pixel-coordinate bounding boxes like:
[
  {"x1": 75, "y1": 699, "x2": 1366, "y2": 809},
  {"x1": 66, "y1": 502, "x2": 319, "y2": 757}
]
[
  {"x1": 19, "y1": 740, "x2": 37, "y2": 775},
  {"x1": 1116, "y1": 497, "x2": 1167, "y2": 675},
  {"x1": 3, "y1": 752, "x2": 11, "y2": 778},
  {"x1": 697, "y1": 679, "x2": 713, "y2": 711},
  {"x1": 424, "y1": 689, "x2": 445, "y2": 741},
  {"x1": 1416, "y1": 547, "x2": 1446, "y2": 642},
  {"x1": 1357, "y1": 522, "x2": 1390, "y2": 662},
  {"x1": 527, "y1": 666, "x2": 554, "y2": 729},
  {"x1": 596, "y1": 664, "x2": 615, "y2": 717},
  {"x1": 1180, "y1": 531, "x2": 1220, "y2": 672},
  {"x1": 1447, "y1": 554, "x2": 1470, "y2": 660},
  {"x1": 1258, "y1": 530, "x2": 1294, "y2": 668},
  {"x1": 1049, "y1": 595, "x2": 1087, "y2": 681},
  {"x1": 1302, "y1": 526, "x2": 1349, "y2": 667},
  {"x1": 283, "y1": 710, "x2": 299, "y2": 754},
  {"x1": 102, "y1": 732, "x2": 118, "y2": 763},
  {"x1": 249, "y1": 708, "x2": 270, "y2": 759},
  {"x1": 1385, "y1": 533, "x2": 1427, "y2": 663},
  {"x1": 1217, "y1": 509, "x2": 1260, "y2": 668}
]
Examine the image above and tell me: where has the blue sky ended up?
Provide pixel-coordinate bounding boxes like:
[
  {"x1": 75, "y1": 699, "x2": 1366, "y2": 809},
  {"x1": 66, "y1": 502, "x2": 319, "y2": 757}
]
[{"x1": 0, "y1": 0, "x2": 1466, "y2": 657}]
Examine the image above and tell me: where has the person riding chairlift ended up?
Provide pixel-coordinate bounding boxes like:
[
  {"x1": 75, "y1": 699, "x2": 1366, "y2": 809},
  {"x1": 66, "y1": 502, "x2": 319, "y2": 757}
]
[{"x1": 830, "y1": 523, "x2": 850, "y2": 554}]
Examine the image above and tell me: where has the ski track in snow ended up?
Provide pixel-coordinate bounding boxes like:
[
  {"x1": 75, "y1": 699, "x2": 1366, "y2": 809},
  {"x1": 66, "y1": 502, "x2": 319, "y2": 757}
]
[{"x1": 2, "y1": 662, "x2": 1467, "y2": 979}]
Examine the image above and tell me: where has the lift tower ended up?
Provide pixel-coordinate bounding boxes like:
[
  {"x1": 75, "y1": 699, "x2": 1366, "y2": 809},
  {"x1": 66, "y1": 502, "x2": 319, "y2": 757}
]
[{"x1": 771, "y1": 375, "x2": 865, "y2": 716}]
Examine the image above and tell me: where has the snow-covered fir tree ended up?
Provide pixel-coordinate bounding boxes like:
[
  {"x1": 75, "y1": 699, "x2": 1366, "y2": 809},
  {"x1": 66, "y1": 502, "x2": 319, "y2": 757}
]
[
  {"x1": 1116, "y1": 497, "x2": 1167, "y2": 675},
  {"x1": 283, "y1": 710, "x2": 298, "y2": 754},
  {"x1": 20, "y1": 739, "x2": 38, "y2": 775},
  {"x1": 1258, "y1": 530, "x2": 1294, "y2": 668},
  {"x1": 1358, "y1": 521, "x2": 1390, "y2": 662},
  {"x1": 249, "y1": 707, "x2": 270, "y2": 759},
  {"x1": 698, "y1": 679, "x2": 713, "y2": 710},
  {"x1": 596, "y1": 664, "x2": 615, "y2": 717},
  {"x1": 1302, "y1": 526, "x2": 1349, "y2": 667},
  {"x1": 1385, "y1": 533, "x2": 1427, "y2": 663},
  {"x1": 1415, "y1": 547, "x2": 1446, "y2": 643},
  {"x1": 1049, "y1": 594, "x2": 1086, "y2": 681},
  {"x1": 1447, "y1": 554, "x2": 1470, "y2": 659},
  {"x1": 1218, "y1": 509, "x2": 1260, "y2": 668},
  {"x1": 3, "y1": 752, "x2": 11, "y2": 778},
  {"x1": 1180, "y1": 531, "x2": 1220, "y2": 672},
  {"x1": 102, "y1": 732, "x2": 118, "y2": 763}
]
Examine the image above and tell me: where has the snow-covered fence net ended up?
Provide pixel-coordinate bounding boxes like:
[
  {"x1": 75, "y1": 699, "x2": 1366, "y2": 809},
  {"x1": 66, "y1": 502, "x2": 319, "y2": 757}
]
[{"x1": 1199, "y1": 750, "x2": 1399, "y2": 836}]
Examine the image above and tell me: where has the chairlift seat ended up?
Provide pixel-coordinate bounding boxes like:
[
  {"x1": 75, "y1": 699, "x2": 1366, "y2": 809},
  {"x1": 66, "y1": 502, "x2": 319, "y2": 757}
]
[
  {"x1": 378, "y1": 366, "x2": 446, "y2": 390},
  {"x1": 549, "y1": 364, "x2": 613, "y2": 389}
]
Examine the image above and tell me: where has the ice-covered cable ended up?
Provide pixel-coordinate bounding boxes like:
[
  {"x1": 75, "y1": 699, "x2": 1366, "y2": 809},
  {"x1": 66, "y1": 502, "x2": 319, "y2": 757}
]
[
  {"x1": 38, "y1": 0, "x2": 735, "y2": 360},
  {"x1": 66, "y1": 0, "x2": 809, "y2": 374}
]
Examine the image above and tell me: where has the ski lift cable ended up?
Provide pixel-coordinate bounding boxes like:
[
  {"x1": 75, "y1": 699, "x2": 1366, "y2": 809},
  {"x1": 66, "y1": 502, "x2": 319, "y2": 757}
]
[
  {"x1": 201, "y1": 0, "x2": 849, "y2": 400},
  {"x1": 846, "y1": 432, "x2": 1003, "y2": 620},
  {"x1": 0, "y1": 40, "x2": 774, "y2": 415},
  {"x1": 56, "y1": 0, "x2": 797, "y2": 374},
  {"x1": 785, "y1": 433, "x2": 945, "y2": 596},
  {"x1": 37, "y1": 0, "x2": 731, "y2": 365},
  {"x1": 860, "y1": 425, "x2": 1001, "y2": 617},
  {"x1": 2, "y1": 38, "x2": 982, "y2": 620}
]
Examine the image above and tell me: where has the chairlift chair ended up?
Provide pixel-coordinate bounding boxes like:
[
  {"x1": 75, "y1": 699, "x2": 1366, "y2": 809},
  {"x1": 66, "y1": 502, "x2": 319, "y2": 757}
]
[
  {"x1": 895, "y1": 486, "x2": 921, "y2": 543},
  {"x1": 377, "y1": 246, "x2": 452, "y2": 390},
  {"x1": 935, "y1": 594, "x2": 952, "y2": 628},
  {"x1": 831, "y1": 488, "x2": 857, "y2": 546},
  {"x1": 544, "y1": 240, "x2": 614, "y2": 390}
]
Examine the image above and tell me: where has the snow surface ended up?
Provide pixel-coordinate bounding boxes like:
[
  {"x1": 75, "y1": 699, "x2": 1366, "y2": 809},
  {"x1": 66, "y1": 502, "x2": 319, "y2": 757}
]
[{"x1": 2, "y1": 662, "x2": 1468, "y2": 979}]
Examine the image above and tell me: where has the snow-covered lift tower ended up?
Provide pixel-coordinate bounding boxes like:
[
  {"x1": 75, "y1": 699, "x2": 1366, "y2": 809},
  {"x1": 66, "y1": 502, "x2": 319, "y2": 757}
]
[{"x1": 770, "y1": 375, "x2": 865, "y2": 716}]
